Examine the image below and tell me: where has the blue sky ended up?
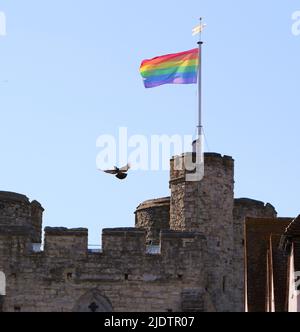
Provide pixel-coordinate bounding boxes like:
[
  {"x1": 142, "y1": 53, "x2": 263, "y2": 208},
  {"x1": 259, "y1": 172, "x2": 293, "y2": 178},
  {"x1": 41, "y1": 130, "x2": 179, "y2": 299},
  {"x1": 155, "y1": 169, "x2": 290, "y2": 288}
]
[{"x1": 0, "y1": 1, "x2": 299, "y2": 245}]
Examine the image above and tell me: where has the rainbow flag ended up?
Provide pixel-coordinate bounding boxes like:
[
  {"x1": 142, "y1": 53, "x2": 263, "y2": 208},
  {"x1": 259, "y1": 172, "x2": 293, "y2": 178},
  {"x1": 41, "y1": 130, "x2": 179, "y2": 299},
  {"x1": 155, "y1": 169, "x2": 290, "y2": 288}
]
[{"x1": 140, "y1": 48, "x2": 199, "y2": 88}]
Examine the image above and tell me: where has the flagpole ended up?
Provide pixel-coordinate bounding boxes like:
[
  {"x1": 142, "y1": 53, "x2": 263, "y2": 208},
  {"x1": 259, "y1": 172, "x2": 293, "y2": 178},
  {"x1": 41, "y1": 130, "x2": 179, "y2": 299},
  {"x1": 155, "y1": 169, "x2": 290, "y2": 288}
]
[{"x1": 197, "y1": 17, "x2": 203, "y2": 138}]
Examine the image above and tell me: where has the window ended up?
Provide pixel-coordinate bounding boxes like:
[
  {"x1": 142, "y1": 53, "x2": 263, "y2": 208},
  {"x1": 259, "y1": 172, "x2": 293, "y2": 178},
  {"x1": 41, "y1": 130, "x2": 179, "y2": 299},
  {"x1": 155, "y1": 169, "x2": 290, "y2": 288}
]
[
  {"x1": 14, "y1": 306, "x2": 21, "y2": 312},
  {"x1": 223, "y1": 276, "x2": 226, "y2": 293}
]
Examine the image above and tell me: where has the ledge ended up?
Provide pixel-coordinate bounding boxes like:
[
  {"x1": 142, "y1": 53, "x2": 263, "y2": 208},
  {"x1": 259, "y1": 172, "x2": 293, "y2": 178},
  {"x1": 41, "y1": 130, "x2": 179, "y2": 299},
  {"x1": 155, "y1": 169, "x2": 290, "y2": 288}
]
[
  {"x1": 171, "y1": 152, "x2": 234, "y2": 162},
  {"x1": 102, "y1": 228, "x2": 145, "y2": 236}
]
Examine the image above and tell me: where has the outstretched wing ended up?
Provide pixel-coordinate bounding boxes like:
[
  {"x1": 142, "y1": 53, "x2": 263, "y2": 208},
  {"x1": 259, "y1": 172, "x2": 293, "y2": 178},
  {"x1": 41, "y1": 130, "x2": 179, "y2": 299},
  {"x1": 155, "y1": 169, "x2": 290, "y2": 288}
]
[
  {"x1": 119, "y1": 163, "x2": 131, "y2": 173},
  {"x1": 101, "y1": 166, "x2": 119, "y2": 175}
]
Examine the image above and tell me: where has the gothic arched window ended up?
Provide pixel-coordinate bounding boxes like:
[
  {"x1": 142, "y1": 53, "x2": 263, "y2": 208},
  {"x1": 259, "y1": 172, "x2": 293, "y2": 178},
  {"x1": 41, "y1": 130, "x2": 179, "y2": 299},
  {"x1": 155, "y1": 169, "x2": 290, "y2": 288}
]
[{"x1": 72, "y1": 289, "x2": 113, "y2": 312}]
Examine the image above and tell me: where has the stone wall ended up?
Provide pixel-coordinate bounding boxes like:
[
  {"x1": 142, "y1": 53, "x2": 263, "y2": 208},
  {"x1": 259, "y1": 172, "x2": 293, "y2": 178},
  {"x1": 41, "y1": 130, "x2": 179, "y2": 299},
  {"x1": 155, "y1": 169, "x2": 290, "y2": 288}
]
[
  {"x1": 0, "y1": 226, "x2": 210, "y2": 312},
  {"x1": 232, "y1": 199, "x2": 277, "y2": 311},
  {"x1": 0, "y1": 191, "x2": 43, "y2": 243},
  {"x1": 169, "y1": 153, "x2": 235, "y2": 312},
  {"x1": 0, "y1": 151, "x2": 281, "y2": 312},
  {"x1": 135, "y1": 197, "x2": 170, "y2": 244}
]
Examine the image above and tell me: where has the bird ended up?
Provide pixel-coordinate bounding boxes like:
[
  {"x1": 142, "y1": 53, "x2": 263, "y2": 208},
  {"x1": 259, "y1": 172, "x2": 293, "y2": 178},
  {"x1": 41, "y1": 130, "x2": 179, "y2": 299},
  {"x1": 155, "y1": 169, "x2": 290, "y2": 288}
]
[{"x1": 101, "y1": 163, "x2": 131, "y2": 180}]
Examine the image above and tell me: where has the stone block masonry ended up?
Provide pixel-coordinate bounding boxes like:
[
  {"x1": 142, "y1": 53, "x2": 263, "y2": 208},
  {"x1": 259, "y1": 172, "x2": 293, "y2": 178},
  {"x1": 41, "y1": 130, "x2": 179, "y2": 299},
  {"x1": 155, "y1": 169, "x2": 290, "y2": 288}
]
[
  {"x1": 0, "y1": 196, "x2": 208, "y2": 311},
  {"x1": 0, "y1": 152, "x2": 279, "y2": 312}
]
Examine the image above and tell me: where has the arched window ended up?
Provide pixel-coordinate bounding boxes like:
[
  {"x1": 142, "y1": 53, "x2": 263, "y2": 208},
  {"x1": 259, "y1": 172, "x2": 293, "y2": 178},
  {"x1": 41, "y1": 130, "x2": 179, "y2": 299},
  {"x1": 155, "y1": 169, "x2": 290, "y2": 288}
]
[{"x1": 72, "y1": 289, "x2": 113, "y2": 312}]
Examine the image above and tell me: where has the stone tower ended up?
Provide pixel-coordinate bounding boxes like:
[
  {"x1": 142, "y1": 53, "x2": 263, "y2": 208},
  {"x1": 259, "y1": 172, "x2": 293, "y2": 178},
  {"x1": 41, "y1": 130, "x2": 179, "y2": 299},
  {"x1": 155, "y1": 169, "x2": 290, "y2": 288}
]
[
  {"x1": 0, "y1": 191, "x2": 44, "y2": 243},
  {"x1": 135, "y1": 197, "x2": 170, "y2": 245},
  {"x1": 169, "y1": 152, "x2": 235, "y2": 311},
  {"x1": 0, "y1": 152, "x2": 284, "y2": 312}
]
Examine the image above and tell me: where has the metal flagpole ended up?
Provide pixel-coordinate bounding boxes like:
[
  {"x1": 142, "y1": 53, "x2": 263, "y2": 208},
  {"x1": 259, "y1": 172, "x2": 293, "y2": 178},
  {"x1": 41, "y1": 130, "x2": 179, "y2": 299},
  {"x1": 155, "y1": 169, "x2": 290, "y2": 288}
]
[
  {"x1": 197, "y1": 17, "x2": 203, "y2": 138},
  {"x1": 188, "y1": 18, "x2": 205, "y2": 181}
]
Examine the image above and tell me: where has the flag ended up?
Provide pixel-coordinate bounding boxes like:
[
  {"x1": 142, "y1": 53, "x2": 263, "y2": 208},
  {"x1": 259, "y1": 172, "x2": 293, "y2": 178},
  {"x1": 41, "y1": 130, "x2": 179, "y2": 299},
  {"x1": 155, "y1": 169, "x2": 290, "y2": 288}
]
[
  {"x1": 192, "y1": 23, "x2": 207, "y2": 36},
  {"x1": 140, "y1": 48, "x2": 199, "y2": 88}
]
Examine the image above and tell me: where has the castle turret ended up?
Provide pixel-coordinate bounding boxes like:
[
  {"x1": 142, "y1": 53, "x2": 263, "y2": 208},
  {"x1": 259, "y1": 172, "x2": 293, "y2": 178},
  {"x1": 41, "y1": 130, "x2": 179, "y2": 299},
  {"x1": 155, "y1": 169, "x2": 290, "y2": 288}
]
[
  {"x1": 135, "y1": 197, "x2": 170, "y2": 245},
  {"x1": 0, "y1": 191, "x2": 44, "y2": 243},
  {"x1": 169, "y1": 152, "x2": 235, "y2": 311}
]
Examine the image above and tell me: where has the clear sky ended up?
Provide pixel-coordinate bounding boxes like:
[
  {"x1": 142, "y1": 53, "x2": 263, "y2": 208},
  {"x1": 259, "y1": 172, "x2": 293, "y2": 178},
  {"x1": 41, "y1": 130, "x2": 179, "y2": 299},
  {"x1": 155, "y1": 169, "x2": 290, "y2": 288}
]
[{"x1": 0, "y1": 1, "x2": 299, "y2": 245}]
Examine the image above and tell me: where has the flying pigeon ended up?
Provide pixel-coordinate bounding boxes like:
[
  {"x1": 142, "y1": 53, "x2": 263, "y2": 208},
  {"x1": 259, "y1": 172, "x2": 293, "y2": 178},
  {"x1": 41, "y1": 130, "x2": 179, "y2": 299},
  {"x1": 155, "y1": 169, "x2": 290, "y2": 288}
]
[{"x1": 101, "y1": 164, "x2": 131, "y2": 180}]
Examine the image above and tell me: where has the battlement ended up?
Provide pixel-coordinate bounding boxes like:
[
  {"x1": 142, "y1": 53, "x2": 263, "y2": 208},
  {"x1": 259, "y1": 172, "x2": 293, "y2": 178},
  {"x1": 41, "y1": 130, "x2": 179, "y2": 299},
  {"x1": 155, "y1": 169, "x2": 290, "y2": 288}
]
[
  {"x1": 102, "y1": 228, "x2": 146, "y2": 254},
  {"x1": 45, "y1": 227, "x2": 88, "y2": 236},
  {"x1": 44, "y1": 227, "x2": 88, "y2": 258},
  {"x1": 59, "y1": 228, "x2": 204, "y2": 263},
  {"x1": 0, "y1": 222, "x2": 207, "y2": 312},
  {"x1": 202, "y1": 153, "x2": 234, "y2": 167},
  {"x1": 0, "y1": 191, "x2": 29, "y2": 203},
  {"x1": 0, "y1": 223, "x2": 206, "y2": 262},
  {"x1": 0, "y1": 148, "x2": 286, "y2": 312},
  {"x1": 170, "y1": 152, "x2": 234, "y2": 184},
  {"x1": 234, "y1": 198, "x2": 277, "y2": 219}
]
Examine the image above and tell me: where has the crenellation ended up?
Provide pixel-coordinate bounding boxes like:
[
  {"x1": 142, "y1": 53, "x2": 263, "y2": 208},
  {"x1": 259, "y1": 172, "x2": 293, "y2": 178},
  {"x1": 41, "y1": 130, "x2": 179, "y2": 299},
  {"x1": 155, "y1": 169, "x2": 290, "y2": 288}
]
[
  {"x1": 102, "y1": 228, "x2": 146, "y2": 254},
  {"x1": 44, "y1": 227, "x2": 88, "y2": 258},
  {"x1": 0, "y1": 152, "x2": 283, "y2": 312}
]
